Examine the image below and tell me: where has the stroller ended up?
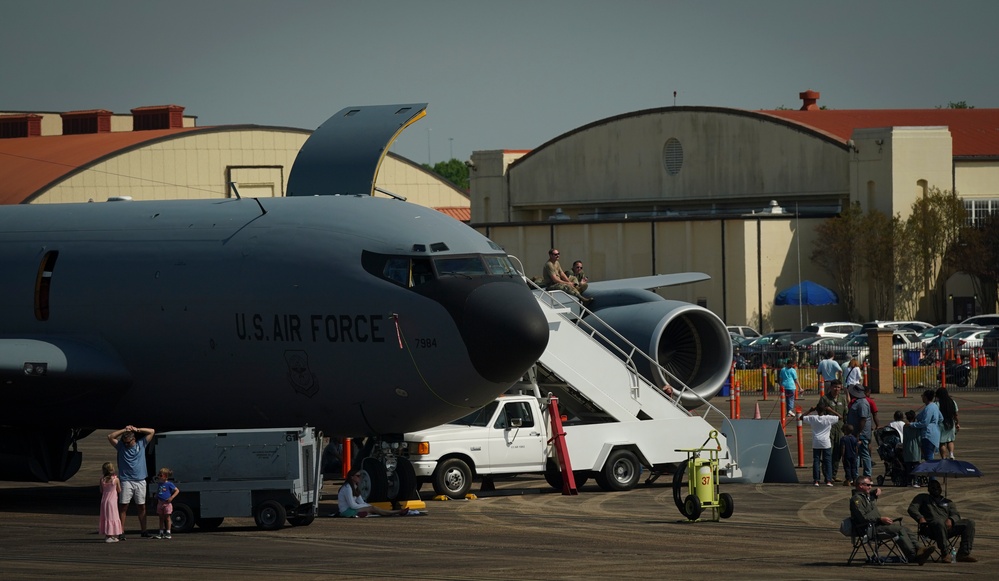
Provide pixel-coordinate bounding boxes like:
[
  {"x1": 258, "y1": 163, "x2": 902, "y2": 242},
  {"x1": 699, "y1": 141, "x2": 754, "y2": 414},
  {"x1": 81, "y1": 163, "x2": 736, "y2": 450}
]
[{"x1": 873, "y1": 426, "x2": 905, "y2": 486}]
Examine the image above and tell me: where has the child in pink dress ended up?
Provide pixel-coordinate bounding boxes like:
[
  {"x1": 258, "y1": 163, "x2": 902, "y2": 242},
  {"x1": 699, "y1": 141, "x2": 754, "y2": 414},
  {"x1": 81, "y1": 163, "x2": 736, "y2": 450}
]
[{"x1": 99, "y1": 462, "x2": 124, "y2": 542}]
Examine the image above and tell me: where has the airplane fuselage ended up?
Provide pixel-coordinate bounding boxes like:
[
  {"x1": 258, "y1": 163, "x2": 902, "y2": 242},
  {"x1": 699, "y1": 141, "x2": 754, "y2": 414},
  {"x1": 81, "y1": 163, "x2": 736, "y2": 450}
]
[{"x1": 0, "y1": 195, "x2": 548, "y2": 436}]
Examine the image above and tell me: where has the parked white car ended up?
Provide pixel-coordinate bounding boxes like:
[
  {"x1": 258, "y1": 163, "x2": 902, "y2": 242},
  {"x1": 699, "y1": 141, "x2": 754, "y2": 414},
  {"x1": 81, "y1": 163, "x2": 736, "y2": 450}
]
[{"x1": 802, "y1": 322, "x2": 861, "y2": 338}]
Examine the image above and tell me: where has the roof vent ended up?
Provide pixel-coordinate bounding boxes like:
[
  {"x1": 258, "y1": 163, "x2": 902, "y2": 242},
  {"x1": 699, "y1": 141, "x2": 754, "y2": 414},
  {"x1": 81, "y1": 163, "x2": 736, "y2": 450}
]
[
  {"x1": 61, "y1": 109, "x2": 113, "y2": 135},
  {"x1": 799, "y1": 90, "x2": 821, "y2": 111},
  {"x1": 131, "y1": 105, "x2": 185, "y2": 131},
  {"x1": 0, "y1": 114, "x2": 42, "y2": 139}
]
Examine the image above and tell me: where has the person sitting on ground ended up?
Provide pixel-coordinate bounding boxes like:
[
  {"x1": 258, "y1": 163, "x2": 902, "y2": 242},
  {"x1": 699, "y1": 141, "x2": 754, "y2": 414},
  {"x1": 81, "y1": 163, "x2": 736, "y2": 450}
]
[
  {"x1": 542, "y1": 248, "x2": 591, "y2": 304},
  {"x1": 568, "y1": 260, "x2": 589, "y2": 294},
  {"x1": 337, "y1": 468, "x2": 409, "y2": 517},
  {"x1": 906, "y1": 479, "x2": 977, "y2": 562},
  {"x1": 850, "y1": 476, "x2": 935, "y2": 565}
]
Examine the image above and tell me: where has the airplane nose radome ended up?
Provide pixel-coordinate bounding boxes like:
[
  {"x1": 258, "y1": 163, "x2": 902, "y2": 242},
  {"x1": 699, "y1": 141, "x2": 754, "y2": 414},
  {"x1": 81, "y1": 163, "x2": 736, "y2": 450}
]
[{"x1": 461, "y1": 281, "x2": 549, "y2": 383}]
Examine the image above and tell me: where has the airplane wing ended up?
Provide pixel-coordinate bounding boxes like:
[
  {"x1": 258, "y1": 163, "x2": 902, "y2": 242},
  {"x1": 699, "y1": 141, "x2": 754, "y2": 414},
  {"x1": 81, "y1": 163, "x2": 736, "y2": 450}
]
[{"x1": 585, "y1": 272, "x2": 710, "y2": 293}]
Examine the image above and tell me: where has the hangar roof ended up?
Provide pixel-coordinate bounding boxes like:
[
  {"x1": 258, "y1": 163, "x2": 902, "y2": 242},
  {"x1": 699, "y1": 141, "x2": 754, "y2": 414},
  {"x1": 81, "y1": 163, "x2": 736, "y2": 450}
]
[{"x1": 761, "y1": 108, "x2": 999, "y2": 158}]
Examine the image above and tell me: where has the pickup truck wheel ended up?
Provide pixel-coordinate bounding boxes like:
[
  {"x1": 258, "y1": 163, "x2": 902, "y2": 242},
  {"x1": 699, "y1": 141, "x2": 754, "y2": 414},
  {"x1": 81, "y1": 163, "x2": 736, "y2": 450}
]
[
  {"x1": 433, "y1": 458, "x2": 472, "y2": 499},
  {"x1": 170, "y1": 502, "x2": 195, "y2": 533},
  {"x1": 196, "y1": 517, "x2": 224, "y2": 530},
  {"x1": 254, "y1": 500, "x2": 287, "y2": 530},
  {"x1": 598, "y1": 449, "x2": 641, "y2": 491},
  {"x1": 544, "y1": 459, "x2": 588, "y2": 490}
]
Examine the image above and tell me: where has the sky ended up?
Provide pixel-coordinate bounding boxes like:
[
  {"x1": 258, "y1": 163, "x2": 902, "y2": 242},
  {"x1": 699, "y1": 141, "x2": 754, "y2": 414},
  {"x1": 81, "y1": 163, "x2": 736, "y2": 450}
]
[{"x1": 3, "y1": 0, "x2": 998, "y2": 164}]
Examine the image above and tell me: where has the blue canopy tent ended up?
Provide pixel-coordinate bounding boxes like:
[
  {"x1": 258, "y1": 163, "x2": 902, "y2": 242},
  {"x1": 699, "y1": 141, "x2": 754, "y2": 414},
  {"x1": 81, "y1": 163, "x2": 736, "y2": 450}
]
[{"x1": 775, "y1": 281, "x2": 838, "y2": 330}]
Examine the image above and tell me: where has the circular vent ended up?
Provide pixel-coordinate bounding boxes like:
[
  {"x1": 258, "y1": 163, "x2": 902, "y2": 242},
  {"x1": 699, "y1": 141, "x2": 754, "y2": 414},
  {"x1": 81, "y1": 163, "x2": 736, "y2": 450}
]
[{"x1": 662, "y1": 138, "x2": 683, "y2": 175}]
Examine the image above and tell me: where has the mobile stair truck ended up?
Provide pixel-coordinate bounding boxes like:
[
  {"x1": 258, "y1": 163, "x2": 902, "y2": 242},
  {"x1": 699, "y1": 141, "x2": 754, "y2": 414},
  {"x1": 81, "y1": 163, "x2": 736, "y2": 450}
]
[
  {"x1": 403, "y1": 287, "x2": 742, "y2": 499},
  {"x1": 149, "y1": 426, "x2": 323, "y2": 532}
]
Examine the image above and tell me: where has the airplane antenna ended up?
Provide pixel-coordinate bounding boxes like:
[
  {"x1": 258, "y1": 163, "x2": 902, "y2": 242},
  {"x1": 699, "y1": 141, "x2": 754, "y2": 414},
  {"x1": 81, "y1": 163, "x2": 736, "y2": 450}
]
[
  {"x1": 229, "y1": 182, "x2": 242, "y2": 199},
  {"x1": 374, "y1": 187, "x2": 407, "y2": 202}
]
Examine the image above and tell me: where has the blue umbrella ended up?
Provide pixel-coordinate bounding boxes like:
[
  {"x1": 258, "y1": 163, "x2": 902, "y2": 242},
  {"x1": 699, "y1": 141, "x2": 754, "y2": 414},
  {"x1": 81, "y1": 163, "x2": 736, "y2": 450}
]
[
  {"x1": 774, "y1": 280, "x2": 838, "y2": 306},
  {"x1": 910, "y1": 458, "x2": 982, "y2": 495}
]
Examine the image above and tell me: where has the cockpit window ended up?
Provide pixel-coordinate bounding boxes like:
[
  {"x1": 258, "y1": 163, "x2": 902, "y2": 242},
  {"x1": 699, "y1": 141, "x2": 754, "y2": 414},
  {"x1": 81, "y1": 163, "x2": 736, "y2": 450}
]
[
  {"x1": 435, "y1": 256, "x2": 487, "y2": 277},
  {"x1": 382, "y1": 257, "x2": 434, "y2": 288},
  {"x1": 484, "y1": 255, "x2": 518, "y2": 275}
]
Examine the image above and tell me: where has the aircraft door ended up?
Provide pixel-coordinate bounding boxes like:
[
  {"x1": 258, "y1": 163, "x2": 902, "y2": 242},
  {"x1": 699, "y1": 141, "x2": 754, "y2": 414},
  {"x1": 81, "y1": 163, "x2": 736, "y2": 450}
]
[{"x1": 486, "y1": 401, "x2": 545, "y2": 471}]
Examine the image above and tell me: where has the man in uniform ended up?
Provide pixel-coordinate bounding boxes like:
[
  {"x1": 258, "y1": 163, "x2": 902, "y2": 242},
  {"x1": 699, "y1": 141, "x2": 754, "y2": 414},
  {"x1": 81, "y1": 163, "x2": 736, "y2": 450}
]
[
  {"x1": 850, "y1": 476, "x2": 934, "y2": 565},
  {"x1": 542, "y1": 249, "x2": 590, "y2": 304},
  {"x1": 907, "y1": 479, "x2": 978, "y2": 563}
]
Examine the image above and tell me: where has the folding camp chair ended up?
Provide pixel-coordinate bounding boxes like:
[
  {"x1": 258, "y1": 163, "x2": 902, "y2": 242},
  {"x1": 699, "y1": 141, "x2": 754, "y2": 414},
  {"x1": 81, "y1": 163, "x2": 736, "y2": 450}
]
[
  {"x1": 916, "y1": 521, "x2": 960, "y2": 562},
  {"x1": 841, "y1": 518, "x2": 908, "y2": 565}
]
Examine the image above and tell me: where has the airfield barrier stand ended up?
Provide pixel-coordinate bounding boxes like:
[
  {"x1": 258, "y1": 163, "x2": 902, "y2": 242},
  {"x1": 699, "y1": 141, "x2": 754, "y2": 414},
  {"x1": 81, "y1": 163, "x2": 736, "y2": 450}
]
[
  {"x1": 939, "y1": 359, "x2": 946, "y2": 387},
  {"x1": 779, "y1": 390, "x2": 786, "y2": 431},
  {"x1": 901, "y1": 361, "x2": 908, "y2": 398},
  {"x1": 796, "y1": 414, "x2": 805, "y2": 468},
  {"x1": 862, "y1": 362, "x2": 868, "y2": 387},
  {"x1": 761, "y1": 364, "x2": 768, "y2": 400},
  {"x1": 735, "y1": 380, "x2": 741, "y2": 419},
  {"x1": 342, "y1": 437, "x2": 352, "y2": 478}
]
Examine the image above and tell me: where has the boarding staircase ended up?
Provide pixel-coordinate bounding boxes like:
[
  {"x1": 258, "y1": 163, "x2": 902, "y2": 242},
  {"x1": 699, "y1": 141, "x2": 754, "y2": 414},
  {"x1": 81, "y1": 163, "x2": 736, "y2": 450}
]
[{"x1": 529, "y1": 286, "x2": 742, "y2": 479}]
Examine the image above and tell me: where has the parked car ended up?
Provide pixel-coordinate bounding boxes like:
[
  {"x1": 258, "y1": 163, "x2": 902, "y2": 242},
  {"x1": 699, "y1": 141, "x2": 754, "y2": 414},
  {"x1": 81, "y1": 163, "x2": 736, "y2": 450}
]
[
  {"x1": 833, "y1": 330, "x2": 921, "y2": 365},
  {"x1": 727, "y1": 325, "x2": 761, "y2": 338},
  {"x1": 925, "y1": 324, "x2": 984, "y2": 352},
  {"x1": 951, "y1": 328, "x2": 991, "y2": 356},
  {"x1": 794, "y1": 336, "x2": 848, "y2": 365},
  {"x1": 983, "y1": 326, "x2": 999, "y2": 361},
  {"x1": 961, "y1": 314, "x2": 999, "y2": 326},
  {"x1": 802, "y1": 322, "x2": 861, "y2": 338},
  {"x1": 740, "y1": 332, "x2": 818, "y2": 367}
]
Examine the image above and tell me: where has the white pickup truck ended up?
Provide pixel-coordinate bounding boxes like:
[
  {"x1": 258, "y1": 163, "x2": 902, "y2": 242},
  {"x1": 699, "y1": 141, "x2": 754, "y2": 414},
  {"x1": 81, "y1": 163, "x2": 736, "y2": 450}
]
[
  {"x1": 403, "y1": 389, "x2": 728, "y2": 499},
  {"x1": 404, "y1": 393, "x2": 597, "y2": 498}
]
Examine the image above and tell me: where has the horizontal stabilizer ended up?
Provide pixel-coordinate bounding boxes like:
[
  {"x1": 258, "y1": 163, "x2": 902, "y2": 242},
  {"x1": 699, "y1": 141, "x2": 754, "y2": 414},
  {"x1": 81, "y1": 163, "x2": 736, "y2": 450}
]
[{"x1": 586, "y1": 272, "x2": 710, "y2": 293}]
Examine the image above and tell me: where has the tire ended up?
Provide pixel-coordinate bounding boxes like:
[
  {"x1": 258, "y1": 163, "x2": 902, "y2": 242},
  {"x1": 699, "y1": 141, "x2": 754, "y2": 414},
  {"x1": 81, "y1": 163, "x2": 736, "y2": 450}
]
[
  {"x1": 683, "y1": 494, "x2": 702, "y2": 520},
  {"x1": 391, "y1": 457, "x2": 419, "y2": 501},
  {"x1": 719, "y1": 492, "x2": 734, "y2": 519},
  {"x1": 170, "y1": 502, "x2": 196, "y2": 534},
  {"x1": 672, "y1": 460, "x2": 689, "y2": 516},
  {"x1": 287, "y1": 514, "x2": 315, "y2": 527},
  {"x1": 433, "y1": 458, "x2": 472, "y2": 499},
  {"x1": 597, "y1": 449, "x2": 641, "y2": 491},
  {"x1": 196, "y1": 517, "x2": 224, "y2": 530},
  {"x1": 544, "y1": 459, "x2": 588, "y2": 490},
  {"x1": 362, "y1": 457, "x2": 388, "y2": 503},
  {"x1": 956, "y1": 374, "x2": 969, "y2": 388},
  {"x1": 253, "y1": 500, "x2": 287, "y2": 530}
]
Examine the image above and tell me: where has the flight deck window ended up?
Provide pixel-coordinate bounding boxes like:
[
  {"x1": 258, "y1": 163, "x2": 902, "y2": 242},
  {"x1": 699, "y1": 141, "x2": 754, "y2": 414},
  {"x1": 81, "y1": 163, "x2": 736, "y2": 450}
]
[
  {"x1": 484, "y1": 255, "x2": 518, "y2": 275},
  {"x1": 435, "y1": 257, "x2": 487, "y2": 277},
  {"x1": 383, "y1": 258, "x2": 410, "y2": 287}
]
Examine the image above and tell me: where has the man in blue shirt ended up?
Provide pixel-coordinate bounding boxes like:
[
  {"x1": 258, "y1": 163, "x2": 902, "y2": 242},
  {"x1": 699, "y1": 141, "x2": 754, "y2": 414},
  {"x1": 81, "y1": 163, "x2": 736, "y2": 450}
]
[
  {"x1": 107, "y1": 425, "x2": 156, "y2": 539},
  {"x1": 846, "y1": 388, "x2": 873, "y2": 478},
  {"x1": 816, "y1": 351, "x2": 842, "y2": 395}
]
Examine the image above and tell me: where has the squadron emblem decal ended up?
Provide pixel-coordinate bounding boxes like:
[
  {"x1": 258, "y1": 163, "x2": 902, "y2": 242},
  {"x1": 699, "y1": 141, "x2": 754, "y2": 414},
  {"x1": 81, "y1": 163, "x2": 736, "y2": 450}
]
[{"x1": 284, "y1": 350, "x2": 318, "y2": 397}]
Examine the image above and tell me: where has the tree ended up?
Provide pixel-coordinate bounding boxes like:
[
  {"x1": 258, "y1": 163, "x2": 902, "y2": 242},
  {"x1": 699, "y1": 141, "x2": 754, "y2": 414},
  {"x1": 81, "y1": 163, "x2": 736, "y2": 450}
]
[
  {"x1": 936, "y1": 101, "x2": 975, "y2": 109},
  {"x1": 907, "y1": 187, "x2": 966, "y2": 321},
  {"x1": 422, "y1": 158, "x2": 469, "y2": 191},
  {"x1": 857, "y1": 210, "x2": 904, "y2": 319},
  {"x1": 950, "y1": 212, "x2": 999, "y2": 314},
  {"x1": 810, "y1": 202, "x2": 863, "y2": 320}
]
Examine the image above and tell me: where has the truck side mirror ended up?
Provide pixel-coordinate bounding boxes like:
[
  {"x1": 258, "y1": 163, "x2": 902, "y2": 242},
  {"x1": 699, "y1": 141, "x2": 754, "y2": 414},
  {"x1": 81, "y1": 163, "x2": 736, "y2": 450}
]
[{"x1": 509, "y1": 417, "x2": 523, "y2": 429}]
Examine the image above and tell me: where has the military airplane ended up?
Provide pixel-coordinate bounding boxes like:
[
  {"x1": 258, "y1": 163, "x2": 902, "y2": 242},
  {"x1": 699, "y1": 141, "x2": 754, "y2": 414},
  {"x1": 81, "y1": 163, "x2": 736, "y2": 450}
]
[{"x1": 0, "y1": 103, "x2": 549, "y2": 483}]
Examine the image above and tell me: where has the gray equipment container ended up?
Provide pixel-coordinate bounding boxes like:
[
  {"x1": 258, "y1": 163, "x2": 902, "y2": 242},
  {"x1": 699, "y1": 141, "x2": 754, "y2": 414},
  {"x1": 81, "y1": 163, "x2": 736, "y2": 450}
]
[{"x1": 150, "y1": 426, "x2": 323, "y2": 532}]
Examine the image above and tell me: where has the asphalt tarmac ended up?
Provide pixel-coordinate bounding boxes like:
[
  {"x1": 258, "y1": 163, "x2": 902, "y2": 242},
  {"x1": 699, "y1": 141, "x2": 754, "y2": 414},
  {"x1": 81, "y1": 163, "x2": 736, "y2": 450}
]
[{"x1": 2, "y1": 389, "x2": 996, "y2": 580}]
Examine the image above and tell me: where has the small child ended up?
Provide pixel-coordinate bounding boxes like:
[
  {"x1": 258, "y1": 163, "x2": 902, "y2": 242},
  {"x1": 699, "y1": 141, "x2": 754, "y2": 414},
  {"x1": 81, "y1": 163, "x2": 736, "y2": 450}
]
[
  {"x1": 888, "y1": 410, "x2": 906, "y2": 443},
  {"x1": 155, "y1": 467, "x2": 180, "y2": 539},
  {"x1": 99, "y1": 462, "x2": 124, "y2": 542},
  {"x1": 901, "y1": 410, "x2": 922, "y2": 487},
  {"x1": 839, "y1": 424, "x2": 859, "y2": 486}
]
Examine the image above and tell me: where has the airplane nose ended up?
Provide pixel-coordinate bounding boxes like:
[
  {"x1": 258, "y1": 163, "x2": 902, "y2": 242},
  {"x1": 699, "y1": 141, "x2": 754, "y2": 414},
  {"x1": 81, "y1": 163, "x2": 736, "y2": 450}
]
[{"x1": 459, "y1": 280, "x2": 549, "y2": 383}]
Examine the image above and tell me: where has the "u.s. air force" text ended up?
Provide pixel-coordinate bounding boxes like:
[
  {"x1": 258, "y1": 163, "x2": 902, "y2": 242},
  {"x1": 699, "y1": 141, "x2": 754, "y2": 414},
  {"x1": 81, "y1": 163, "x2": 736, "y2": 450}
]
[{"x1": 235, "y1": 313, "x2": 385, "y2": 343}]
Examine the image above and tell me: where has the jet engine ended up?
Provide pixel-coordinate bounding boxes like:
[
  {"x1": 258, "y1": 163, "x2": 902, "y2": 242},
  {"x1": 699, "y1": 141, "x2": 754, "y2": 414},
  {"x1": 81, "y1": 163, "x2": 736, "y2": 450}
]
[{"x1": 586, "y1": 289, "x2": 732, "y2": 407}]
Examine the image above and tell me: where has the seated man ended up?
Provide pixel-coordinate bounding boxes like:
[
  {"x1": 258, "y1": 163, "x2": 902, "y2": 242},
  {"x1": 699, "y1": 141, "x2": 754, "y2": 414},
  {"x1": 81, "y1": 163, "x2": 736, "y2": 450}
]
[
  {"x1": 907, "y1": 479, "x2": 977, "y2": 562},
  {"x1": 542, "y1": 249, "x2": 591, "y2": 304},
  {"x1": 568, "y1": 260, "x2": 589, "y2": 294},
  {"x1": 850, "y1": 476, "x2": 935, "y2": 565}
]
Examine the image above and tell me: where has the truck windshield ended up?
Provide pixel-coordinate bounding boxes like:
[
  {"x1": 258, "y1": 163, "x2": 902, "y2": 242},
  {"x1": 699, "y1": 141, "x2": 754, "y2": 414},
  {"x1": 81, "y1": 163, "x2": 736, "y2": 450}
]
[{"x1": 449, "y1": 401, "x2": 499, "y2": 427}]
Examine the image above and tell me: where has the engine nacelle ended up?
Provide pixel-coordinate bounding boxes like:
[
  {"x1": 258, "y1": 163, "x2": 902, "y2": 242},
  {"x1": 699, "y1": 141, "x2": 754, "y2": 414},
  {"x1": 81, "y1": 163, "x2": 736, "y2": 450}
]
[{"x1": 586, "y1": 289, "x2": 732, "y2": 407}]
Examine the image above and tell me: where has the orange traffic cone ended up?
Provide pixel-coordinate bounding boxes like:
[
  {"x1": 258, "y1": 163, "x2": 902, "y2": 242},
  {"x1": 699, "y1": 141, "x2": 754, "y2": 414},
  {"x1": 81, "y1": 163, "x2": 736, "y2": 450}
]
[
  {"x1": 754, "y1": 402, "x2": 762, "y2": 420},
  {"x1": 981, "y1": 347, "x2": 987, "y2": 368}
]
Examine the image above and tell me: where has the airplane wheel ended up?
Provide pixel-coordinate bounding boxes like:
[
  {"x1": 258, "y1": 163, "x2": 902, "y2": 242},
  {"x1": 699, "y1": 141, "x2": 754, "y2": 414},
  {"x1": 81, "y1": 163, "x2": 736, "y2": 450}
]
[
  {"x1": 196, "y1": 517, "x2": 224, "y2": 530},
  {"x1": 433, "y1": 458, "x2": 472, "y2": 499},
  {"x1": 683, "y1": 495, "x2": 702, "y2": 520},
  {"x1": 391, "y1": 457, "x2": 419, "y2": 501},
  {"x1": 672, "y1": 460, "x2": 690, "y2": 516},
  {"x1": 719, "y1": 492, "x2": 734, "y2": 519},
  {"x1": 362, "y1": 457, "x2": 388, "y2": 503},
  {"x1": 253, "y1": 500, "x2": 287, "y2": 530},
  {"x1": 598, "y1": 449, "x2": 641, "y2": 491},
  {"x1": 170, "y1": 502, "x2": 195, "y2": 533}
]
